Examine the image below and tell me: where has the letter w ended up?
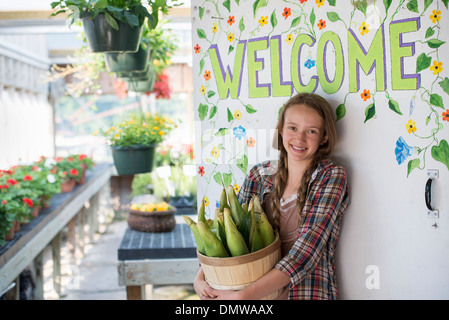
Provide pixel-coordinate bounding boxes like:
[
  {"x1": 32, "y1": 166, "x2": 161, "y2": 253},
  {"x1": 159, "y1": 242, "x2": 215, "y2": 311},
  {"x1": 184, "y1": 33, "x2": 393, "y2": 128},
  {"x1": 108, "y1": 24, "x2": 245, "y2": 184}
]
[{"x1": 208, "y1": 41, "x2": 246, "y2": 99}]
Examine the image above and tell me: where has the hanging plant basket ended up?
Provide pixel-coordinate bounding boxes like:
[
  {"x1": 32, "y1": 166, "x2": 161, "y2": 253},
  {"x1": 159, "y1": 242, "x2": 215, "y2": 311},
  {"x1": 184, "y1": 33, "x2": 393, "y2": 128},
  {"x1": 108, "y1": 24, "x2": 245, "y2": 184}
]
[
  {"x1": 104, "y1": 44, "x2": 151, "y2": 72},
  {"x1": 81, "y1": 12, "x2": 142, "y2": 53},
  {"x1": 126, "y1": 69, "x2": 156, "y2": 93},
  {"x1": 111, "y1": 144, "x2": 156, "y2": 175}
]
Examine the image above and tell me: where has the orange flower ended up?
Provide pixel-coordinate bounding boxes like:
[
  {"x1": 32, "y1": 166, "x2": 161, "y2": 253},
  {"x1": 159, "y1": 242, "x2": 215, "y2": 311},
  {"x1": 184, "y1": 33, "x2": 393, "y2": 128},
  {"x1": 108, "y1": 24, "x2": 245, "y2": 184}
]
[
  {"x1": 246, "y1": 137, "x2": 256, "y2": 147},
  {"x1": 198, "y1": 166, "x2": 205, "y2": 177},
  {"x1": 317, "y1": 19, "x2": 326, "y2": 30},
  {"x1": 227, "y1": 16, "x2": 235, "y2": 25},
  {"x1": 442, "y1": 109, "x2": 449, "y2": 122},
  {"x1": 204, "y1": 70, "x2": 211, "y2": 81},
  {"x1": 194, "y1": 44, "x2": 201, "y2": 53},
  {"x1": 282, "y1": 7, "x2": 291, "y2": 19},
  {"x1": 361, "y1": 89, "x2": 371, "y2": 101}
]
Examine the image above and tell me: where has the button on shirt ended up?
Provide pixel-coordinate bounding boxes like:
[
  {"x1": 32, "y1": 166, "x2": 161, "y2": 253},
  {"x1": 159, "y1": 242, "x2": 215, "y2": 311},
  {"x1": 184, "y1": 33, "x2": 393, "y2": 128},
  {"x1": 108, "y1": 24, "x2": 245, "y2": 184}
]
[{"x1": 237, "y1": 159, "x2": 349, "y2": 300}]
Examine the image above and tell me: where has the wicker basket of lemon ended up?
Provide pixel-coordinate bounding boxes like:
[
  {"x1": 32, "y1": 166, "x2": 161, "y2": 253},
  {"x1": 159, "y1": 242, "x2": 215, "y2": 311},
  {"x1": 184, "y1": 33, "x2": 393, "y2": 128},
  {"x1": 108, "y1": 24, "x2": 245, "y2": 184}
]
[{"x1": 127, "y1": 201, "x2": 176, "y2": 232}]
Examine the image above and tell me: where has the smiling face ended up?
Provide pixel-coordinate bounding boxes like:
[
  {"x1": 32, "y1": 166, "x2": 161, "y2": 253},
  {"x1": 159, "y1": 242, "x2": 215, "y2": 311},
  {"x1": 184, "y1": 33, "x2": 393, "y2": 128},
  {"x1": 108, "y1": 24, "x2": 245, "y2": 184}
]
[{"x1": 281, "y1": 104, "x2": 328, "y2": 166}]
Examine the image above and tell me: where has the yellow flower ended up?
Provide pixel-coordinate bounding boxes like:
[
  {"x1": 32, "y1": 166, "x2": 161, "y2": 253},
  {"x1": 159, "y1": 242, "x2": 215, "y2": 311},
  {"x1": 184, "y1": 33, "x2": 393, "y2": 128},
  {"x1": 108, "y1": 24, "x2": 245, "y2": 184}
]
[
  {"x1": 92, "y1": 130, "x2": 99, "y2": 136},
  {"x1": 259, "y1": 16, "x2": 268, "y2": 26},
  {"x1": 359, "y1": 22, "x2": 369, "y2": 35},
  {"x1": 130, "y1": 203, "x2": 140, "y2": 210},
  {"x1": 211, "y1": 22, "x2": 218, "y2": 33},
  {"x1": 430, "y1": 61, "x2": 443, "y2": 75},
  {"x1": 316, "y1": 0, "x2": 325, "y2": 8},
  {"x1": 285, "y1": 34, "x2": 294, "y2": 44},
  {"x1": 155, "y1": 202, "x2": 169, "y2": 211},
  {"x1": 153, "y1": 126, "x2": 160, "y2": 130},
  {"x1": 114, "y1": 134, "x2": 120, "y2": 139},
  {"x1": 430, "y1": 10, "x2": 441, "y2": 23},
  {"x1": 203, "y1": 197, "x2": 210, "y2": 207},
  {"x1": 406, "y1": 120, "x2": 417, "y2": 134},
  {"x1": 227, "y1": 32, "x2": 235, "y2": 42},
  {"x1": 200, "y1": 85, "x2": 207, "y2": 95},
  {"x1": 234, "y1": 110, "x2": 242, "y2": 120},
  {"x1": 158, "y1": 131, "x2": 164, "y2": 136},
  {"x1": 233, "y1": 184, "x2": 240, "y2": 194},
  {"x1": 211, "y1": 146, "x2": 220, "y2": 159}
]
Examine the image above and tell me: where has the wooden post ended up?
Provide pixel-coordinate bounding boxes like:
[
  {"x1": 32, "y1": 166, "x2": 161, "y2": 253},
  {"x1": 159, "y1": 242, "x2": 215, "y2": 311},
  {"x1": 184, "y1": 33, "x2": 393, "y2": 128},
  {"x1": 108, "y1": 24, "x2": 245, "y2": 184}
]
[
  {"x1": 67, "y1": 216, "x2": 76, "y2": 260},
  {"x1": 126, "y1": 285, "x2": 146, "y2": 300},
  {"x1": 33, "y1": 251, "x2": 44, "y2": 300},
  {"x1": 77, "y1": 206, "x2": 86, "y2": 256},
  {"x1": 51, "y1": 232, "x2": 61, "y2": 296}
]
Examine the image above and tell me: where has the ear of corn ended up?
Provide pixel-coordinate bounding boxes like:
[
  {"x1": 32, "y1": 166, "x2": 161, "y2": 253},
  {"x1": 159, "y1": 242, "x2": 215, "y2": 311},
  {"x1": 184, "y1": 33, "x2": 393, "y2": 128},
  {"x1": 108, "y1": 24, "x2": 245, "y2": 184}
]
[
  {"x1": 249, "y1": 200, "x2": 265, "y2": 253},
  {"x1": 183, "y1": 215, "x2": 206, "y2": 255},
  {"x1": 224, "y1": 208, "x2": 249, "y2": 257},
  {"x1": 253, "y1": 195, "x2": 275, "y2": 246},
  {"x1": 197, "y1": 221, "x2": 229, "y2": 258}
]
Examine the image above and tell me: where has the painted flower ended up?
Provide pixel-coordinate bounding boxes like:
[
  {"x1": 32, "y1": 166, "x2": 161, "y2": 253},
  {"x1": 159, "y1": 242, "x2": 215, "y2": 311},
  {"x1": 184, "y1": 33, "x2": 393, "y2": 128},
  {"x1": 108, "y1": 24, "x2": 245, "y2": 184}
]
[
  {"x1": 194, "y1": 44, "x2": 201, "y2": 53},
  {"x1": 406, "y1": 119, "x2": 417, "y2": 134},
  {"x1": 316, "y1": 0, "x2": 325, "y2": 7},
  {"x1": 203, "y1": 197, "x2": 210, "y2": 207},
  {"x1": 198, "y1": 166, "x2": 205, "y2": 177},
  {"x1": 227, "y1": 16, "x2": 235, "y2": 26},
  {"x1": 300, "y1": 0, "x2": 308, "y2": 3},
  {"x1": 304, "y1": 59, "x2": 316, "y2": 69},
  {"x1": 233, "y1": 126, "x2": 246, "y2": 140},
  {"x1": 430, "y1": 61, "x2": 443, "y2": 75},
  {"x1": 395, "y1": 136, "x2": 414, "y2": 165},
  {"x1": 430, "y1": 10, "x2": 441, "y2": 23},
  {"x1": 211, "y1": 22, "x2": 218, "y2": 33},
  {"x1": 204, "y1": 70, "x2": 211, "y2": 81},
  {"x1": 285, "y1": 34, "x2": 294, "y2": 44},
  {"x1": 282, "y1": 7, "x2": 291, "y2": 19},
  {"x1": 442, "y1": 109, "x2": 449, "y2": 122},
  {"x1": 359, "y1": 22, "x2": 369, "y2": 35},
  {"x1": 227, "y1": 32, "x2": 235, "y2": 42},
  {"x1": 259, "y1": 16, "x2": 268, "y2": 26},
  {"x1": 211, "y1": 146, "x2": 220, "y2": 159},
  {"x1": 233, "y1": 184, "x2": 240, "y2": 194},
  {"x1": 317, "y1": 19, "x2": 326, "y2": 30},
  {"x1": 199, "y1": 85, "x2": 206, "y2": 95},
  {"x1": 246, "y1": 137, "x2": 256, "y2": 147},
  {"x1": 361, "y1": 89, "x2": 371, "y2": 101},
  {"x1": 234, "y1": 110, "x2": 242, "y2": 120}
]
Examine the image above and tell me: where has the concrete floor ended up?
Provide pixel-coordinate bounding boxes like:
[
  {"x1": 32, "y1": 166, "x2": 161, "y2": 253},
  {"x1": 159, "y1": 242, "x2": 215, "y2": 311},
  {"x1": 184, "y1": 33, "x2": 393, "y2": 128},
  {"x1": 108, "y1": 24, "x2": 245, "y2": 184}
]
[{"x1": 42, "y1": 219, "x2": 199, "y2": 300}]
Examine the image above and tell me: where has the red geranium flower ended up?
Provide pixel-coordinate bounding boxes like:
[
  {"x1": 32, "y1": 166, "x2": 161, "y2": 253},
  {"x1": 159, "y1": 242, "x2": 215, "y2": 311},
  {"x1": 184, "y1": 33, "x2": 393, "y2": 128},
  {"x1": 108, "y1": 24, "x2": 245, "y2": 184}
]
[
  {"x1": 70, "y1": 168, "x2": 79, "y2": 176},
  {"x1": 23, "y1": 197, "x2": 33, "y2": 207},
  {"x1": 1, "y1": 200, "x2": 7, "y2": 205},
  {"x1": 23, "y1": 175, "x2": 33, "y2": 181}
]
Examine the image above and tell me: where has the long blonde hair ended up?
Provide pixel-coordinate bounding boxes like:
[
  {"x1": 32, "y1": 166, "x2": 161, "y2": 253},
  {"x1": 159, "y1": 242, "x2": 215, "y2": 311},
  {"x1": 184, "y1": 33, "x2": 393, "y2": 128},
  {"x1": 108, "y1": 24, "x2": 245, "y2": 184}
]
[{"x1": 270, "y1": 93, "x2": 337, "y2": 230}]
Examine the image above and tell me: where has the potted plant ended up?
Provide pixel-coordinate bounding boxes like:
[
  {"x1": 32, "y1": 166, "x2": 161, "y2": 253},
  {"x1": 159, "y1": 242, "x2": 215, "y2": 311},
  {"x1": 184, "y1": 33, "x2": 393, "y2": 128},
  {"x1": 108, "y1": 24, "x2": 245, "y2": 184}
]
[
  {"x1": 52, "y1": 156, "x2": 84, "y2": 192},
  {"x1": 51, "y1": 0, "x2": 181, "y2": 53},
  {"x1": 98, "y1": 112, "x2": 177, "y2": 175}
]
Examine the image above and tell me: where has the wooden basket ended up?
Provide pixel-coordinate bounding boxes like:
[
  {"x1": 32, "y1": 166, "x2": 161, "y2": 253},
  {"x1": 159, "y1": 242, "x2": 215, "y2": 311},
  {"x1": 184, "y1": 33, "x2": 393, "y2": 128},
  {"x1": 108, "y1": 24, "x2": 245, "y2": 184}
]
[
  {"x1": 197, "y1": 233, "x2": 282, "y2": 300},
  {"x1": 127, "y1": 207, "x2": 176, "y2": 233}
]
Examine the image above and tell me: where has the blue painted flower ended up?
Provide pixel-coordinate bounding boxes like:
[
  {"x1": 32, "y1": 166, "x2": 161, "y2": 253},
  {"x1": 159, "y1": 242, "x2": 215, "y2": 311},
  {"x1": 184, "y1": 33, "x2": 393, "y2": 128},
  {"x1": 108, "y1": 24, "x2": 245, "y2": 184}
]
[
  {"x1": 304, "y1": 59, "x2": 316, "y2": 69},
  {"x1": 233, "y1": 126, "x2": 246, "y2": 140},
  {"x1": 216, "y1": 200, "x2": 220, "y2": 208},
  {"x1": 395, "y1": 136, "x2": 413, "y2": 165}
]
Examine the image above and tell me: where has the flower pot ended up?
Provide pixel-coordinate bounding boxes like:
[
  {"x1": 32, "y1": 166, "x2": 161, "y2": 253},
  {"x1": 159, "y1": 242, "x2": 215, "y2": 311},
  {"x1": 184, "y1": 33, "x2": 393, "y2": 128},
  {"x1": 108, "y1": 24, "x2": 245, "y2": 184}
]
[
  {"x1": 117, "y1": 64, "x2": 152, "y2": 82},
  {"x1": 30, "y1": 206, "x2": 39, "y2": 219},
  {"x1": 5, "y1": 226, "x2": 14, "y2": 241},
  {"x1": 61, "y1": 178, "x2": 76, "y2": 193},
  {"x1": 13, "y1": 220, "x2": 20, "y2": 233},
  {"x1": 76, "y1": 169, "x2": 86, "y2": 185},
  {"x1": 127, "y1": 206, "x2": 176, "y2": 233},
  {"x1": 104, "y1": 44, "x2": 150, "y2": 72},
  {"x1": 81, "y1": 12, "x2": 142, "y2": 53},
  {"x1": 126, "y1": 69, "x2": 156, "y2": 93},
  {"x1": 111, "y1": 144, "x2": 156, "y2": 175}
]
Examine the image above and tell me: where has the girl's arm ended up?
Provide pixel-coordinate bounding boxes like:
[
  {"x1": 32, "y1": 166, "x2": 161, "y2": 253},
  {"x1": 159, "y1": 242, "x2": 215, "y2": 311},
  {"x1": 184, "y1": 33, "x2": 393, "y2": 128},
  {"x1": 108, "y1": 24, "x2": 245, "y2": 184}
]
[
  {"x1": 207, "y1": 268, "x2": 290, "y2": 300},
  {"x1": 193, "y1": 267, "x2": 217, "y2": 300}
]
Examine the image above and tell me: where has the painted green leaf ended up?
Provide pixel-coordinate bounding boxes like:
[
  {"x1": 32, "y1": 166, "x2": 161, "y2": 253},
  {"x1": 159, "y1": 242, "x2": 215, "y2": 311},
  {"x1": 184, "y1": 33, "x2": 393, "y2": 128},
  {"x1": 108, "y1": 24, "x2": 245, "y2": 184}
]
[
  {"x1": 406, "y1": 0, "x2": 419, "y2": 13},
  {"x1": 228, "y1": 45, "x2": 234, "y2": 54},
  {"x1": 234, "y1": 0, "x2": 240, "y2": 5},
  {"x1": 253, "y1": 0, "x2": 268, "y2": 18},
  {"x1": 270, "y1": 10, "x2": 277, "y2": 28},
  {"x1": 245, "y1": 104, "x2": 257, "y2": 114},
  {"x1": 291, "y1": 16, "x2": 301, "y2": 28},
  {"x1": 328, "y1": 0, "x2": 336, "y2": 6},
  {"x1": 431, "y1": 139, "x2": 449, "y2": 170},
  {"x1": 430, "y1": 93, "x2": 444, "y2": 108},
  {"x1": 425, "y1": 27, "x2": 435, "y2": 38},
  {"x1": 336, "y1": 103, "x2": 346, "y2": 121},
  {"x1": 198, "y1": 58, "x2": 205, "y2": 77},
  {"x1": 407, "y1": 158, "x2": 420, "y2": 177},
  {"x1": 310, "y1": 8, "x2": 316, "y2": 26},
  {"x1": 383, "y1": 0, "x2": 392, "y2": 12},
  {"x1": 198, "y1": 103, "x2": 208, "y2": 121},
  {"x1": 354, "y1": 0, "x2": 368, "y2": 16},
  {"x1": 239, "y1": 17, "x2": 245, "y2": 32},
  {"x1": 416, "y1": 53, "x2": 432, "y2": 73},
  {"x1": 197, "y1": 28, "x2": 207, "y2": 39},
  {"x1": 388, "y1": 99, "x2": 403, "y2": 115},
  {"x1": 442, "y1": 0, "x2": 449, "y2": 9},
  {"x1": 215, "y1": 128, "x2": 229, "y2": 136},
  {"x1": 426, "y1": 39, "x2": 445, "y2": 48},
  {"x1": 223, "y1": 172, "x2": 232, "y2": 187},
  {"x1": 424, "y1": 0, "x2": 433, "y2": 13},
  {"x1": 236, "y1": 155, "x2": 248, "y2": 174},
  {"x1": 209, "y1": 105, "x2": 217, "y2": 119},
  {"x1": 199, "y1": 6, "x2": 204, "y2": 19},
  {"x1": 223, "y1": 0, "x2": 231, "y2": 12},
  {"x1": 438, "y1": 77, "x2": 449, "y2": 95},
  {"x1": 327, "y1": 12, "x2": 341, "y2": 22},
  {"x1": 227, "y1": 108, "x2": 234, "y2": 122},
  {"x1": 364, "y1": 103, "x2": 376, "y2": 123},
  {"x1": 207, "y1": 90, "x2": 216, "y2": 98},
  {"x1": 213, "y1": 172, "x2": 223, "y2": 185}
]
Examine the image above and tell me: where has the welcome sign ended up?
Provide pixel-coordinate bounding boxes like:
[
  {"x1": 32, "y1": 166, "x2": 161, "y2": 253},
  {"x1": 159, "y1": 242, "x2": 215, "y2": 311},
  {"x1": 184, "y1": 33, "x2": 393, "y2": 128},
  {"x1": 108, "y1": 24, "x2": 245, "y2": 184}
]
[{"x1": 192, "y1": 0, "x2": 449, "y2": 215}]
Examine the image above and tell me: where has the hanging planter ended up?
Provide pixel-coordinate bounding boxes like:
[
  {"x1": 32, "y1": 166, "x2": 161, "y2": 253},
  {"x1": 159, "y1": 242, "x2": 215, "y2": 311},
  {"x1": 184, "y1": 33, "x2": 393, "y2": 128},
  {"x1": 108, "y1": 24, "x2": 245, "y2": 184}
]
[
  {"x1": 111, "y1": 144, "x2": 156, "y2": 175},
  {"x1": 81, "y1": 12, "x2": 142, "y2": 53},
  {"x1": 117, "y1": 64, "x2": 152, "y2": 82},
  {"x1": 126, "y1": 66, "x2": 156, "y2": 93},
  {"x1": 104, "y1": 43, "x2": 150, "y2": 72}
]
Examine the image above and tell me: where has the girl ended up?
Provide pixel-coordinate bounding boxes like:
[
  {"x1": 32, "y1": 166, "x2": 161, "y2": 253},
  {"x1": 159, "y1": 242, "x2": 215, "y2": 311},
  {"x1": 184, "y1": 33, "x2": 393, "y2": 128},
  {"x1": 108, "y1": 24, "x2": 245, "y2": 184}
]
[{"x1": 194, "y1": 93, "x2": 349, "y2": 300}]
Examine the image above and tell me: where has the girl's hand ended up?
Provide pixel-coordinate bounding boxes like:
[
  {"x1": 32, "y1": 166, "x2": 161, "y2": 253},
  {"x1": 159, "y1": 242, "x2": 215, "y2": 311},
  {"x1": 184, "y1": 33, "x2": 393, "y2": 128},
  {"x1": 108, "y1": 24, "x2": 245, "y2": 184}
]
[
  {"x1": 206, "y1": 288, "x2": 242, "y2": 300},
  {"x1": 193, "y1": 268, "x2": 217, "y2": 300}
]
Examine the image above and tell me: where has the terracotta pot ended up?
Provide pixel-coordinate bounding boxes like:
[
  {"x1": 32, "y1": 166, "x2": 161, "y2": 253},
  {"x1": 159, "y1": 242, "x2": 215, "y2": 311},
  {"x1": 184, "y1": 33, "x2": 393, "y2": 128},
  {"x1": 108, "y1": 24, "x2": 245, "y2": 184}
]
[
  {"x1": 31, "y1": 206, "x2": 39, "y2": 218},
  {"x1": 5, "y1": 226, "x2": 14, "y2": 241},
  {"x1": 13, "y1": 220, "x2": 20, "y2": 232},
  {"x1": 61, "y1": 178, "x2": 76, "y2": 193},
  {"x1": 76, "y1": 170, "x2": 86, "y2": 185}
]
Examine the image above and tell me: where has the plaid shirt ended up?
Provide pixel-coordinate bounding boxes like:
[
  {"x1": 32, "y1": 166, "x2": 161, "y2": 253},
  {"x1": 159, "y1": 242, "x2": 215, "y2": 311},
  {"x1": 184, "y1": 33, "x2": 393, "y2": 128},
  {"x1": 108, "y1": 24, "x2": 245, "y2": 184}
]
[{"x1": 237, "y1": 159, "x2": 349, "y2": 300}]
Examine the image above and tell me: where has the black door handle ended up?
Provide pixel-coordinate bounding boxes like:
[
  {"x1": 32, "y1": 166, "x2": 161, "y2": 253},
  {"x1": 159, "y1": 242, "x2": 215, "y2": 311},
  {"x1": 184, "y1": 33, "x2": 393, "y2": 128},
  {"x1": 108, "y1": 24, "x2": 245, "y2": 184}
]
[{"x1": 425, "y1": 178, "x2": 433, "y2": 211}]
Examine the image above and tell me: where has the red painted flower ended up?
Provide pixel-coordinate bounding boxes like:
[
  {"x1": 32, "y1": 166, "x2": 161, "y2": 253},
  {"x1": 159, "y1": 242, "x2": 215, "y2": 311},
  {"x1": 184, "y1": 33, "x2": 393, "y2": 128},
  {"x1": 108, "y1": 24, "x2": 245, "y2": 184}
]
[
  {"x1": 194, "y1": 44, "x2": 201, "y2": 53},
  {"x1": 442, "y1": 109, "x2": 449, "y2": 122},
  {"x1": 282, "y1": 7, "x2": 291, "y2": 19},
  {"x1": 317, "y1": 19, "x2": 326, "y2": 30},
  {"x1": 198, "y1": 166, "x2": 205, "y2": 177},
  {"x1": 299, "y1": 0, "x2": 308, "y2": 3},
  {"x1": 227, "y1": 16, "x2": 235, "y2": 25},
  {"x1": 23, "y1": 175, "x2": 33, "y2": 181}
]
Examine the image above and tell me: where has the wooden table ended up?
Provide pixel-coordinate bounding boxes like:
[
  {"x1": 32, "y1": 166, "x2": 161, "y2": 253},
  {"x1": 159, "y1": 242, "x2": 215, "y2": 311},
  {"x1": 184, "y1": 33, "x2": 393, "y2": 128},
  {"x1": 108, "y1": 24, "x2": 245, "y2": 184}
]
[{"x1": 117, "y1": 214, "x2": 199, "y2": 300}]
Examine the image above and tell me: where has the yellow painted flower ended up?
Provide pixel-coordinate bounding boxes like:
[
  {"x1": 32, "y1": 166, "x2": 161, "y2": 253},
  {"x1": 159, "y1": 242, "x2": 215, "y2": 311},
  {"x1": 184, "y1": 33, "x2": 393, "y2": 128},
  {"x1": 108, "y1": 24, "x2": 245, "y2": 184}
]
[
  {"x1": 259, "y1": 16, "x2": 268, "y2": 26},
  {"x1": 316, "y1": 0, "x2": 325, "y2": 8},
  {"x1": 227, "y1": 32, "x2": 235, "y2": 42},
  {"x1": 406, "y1": 120, "x2": 417, "y2": 134},
  {"x1": 359, "y1": 22, "x2": 369, "y2": 35},
  {"x1": 234, "y1": 110, "x2": 242, "y2": 120},
  {"x1": 211, "y1": 146, "x2": 220, "y2": 158},
  {"x1": 200, "y1": 85, "x2": 207, "y2": 95},
  {"x1": 430, "y1": 10, "x2": 441, "y2": 23},
  {"x1": 285, "y1": 34, "x2": 294, "y2": 44},
  {"x1": 233, "y1": 184, "x2": 240, "y2": 194},
  {"x1": 211, "y1": 22, "x2": 218, "y2": 33},
  {"x1": 430, "y1": 61, "x2": 443, "y2": 75},
  {"x1": 203, "y1": 197, "x2": 210, "y2": 207}
]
